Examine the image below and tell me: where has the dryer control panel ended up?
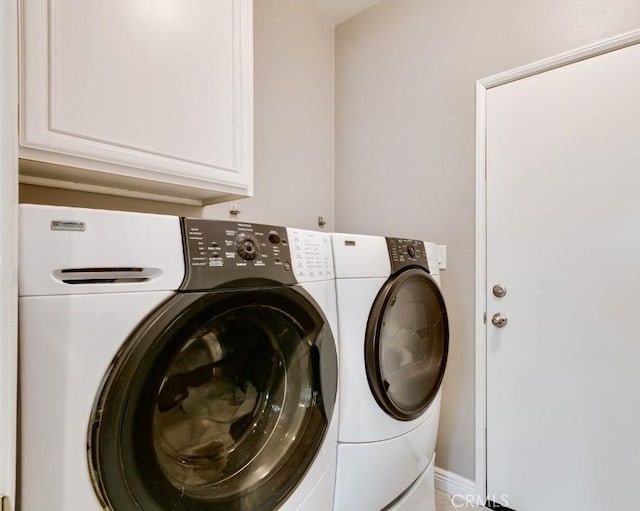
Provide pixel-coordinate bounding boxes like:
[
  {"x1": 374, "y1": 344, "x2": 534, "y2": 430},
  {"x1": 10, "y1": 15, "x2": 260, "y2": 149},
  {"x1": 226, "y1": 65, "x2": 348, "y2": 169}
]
[
  {"x1": 386, "y1": 237, "x2": 430, "y2": 274},
  {"x1": 180, "y1": 218, "x2": 296, "y2": 290}
]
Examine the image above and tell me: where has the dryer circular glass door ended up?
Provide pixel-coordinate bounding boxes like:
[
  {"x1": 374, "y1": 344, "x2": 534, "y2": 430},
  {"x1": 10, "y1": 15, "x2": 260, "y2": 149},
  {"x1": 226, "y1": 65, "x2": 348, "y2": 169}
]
[
  {"x1": 88, "y1": 286, "x2": 337, "y2": 511},
  {"x1": 365, "y1": 268, "x2": 449, "y2": 421}
]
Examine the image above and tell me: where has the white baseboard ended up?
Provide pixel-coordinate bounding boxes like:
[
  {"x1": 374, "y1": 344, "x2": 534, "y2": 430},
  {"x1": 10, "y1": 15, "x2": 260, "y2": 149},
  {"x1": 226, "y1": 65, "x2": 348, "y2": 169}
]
[{"x1": 434, "y1": 466, "x2": 477, "y2": 497}]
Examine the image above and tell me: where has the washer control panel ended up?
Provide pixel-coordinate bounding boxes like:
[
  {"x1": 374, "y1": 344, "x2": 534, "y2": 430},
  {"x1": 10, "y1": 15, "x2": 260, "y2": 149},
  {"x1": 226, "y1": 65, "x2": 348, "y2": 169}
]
[
  {"x1": 386, "y1": 237, "x2": 430, "y2": 274},
  {"x1": 180, "y1": 218, "x2": 296, "y2": 290}
]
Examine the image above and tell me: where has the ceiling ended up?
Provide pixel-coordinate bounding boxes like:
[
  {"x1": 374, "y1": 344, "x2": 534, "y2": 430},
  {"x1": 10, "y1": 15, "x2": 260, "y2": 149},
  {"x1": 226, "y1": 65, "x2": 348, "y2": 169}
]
[{"x1": 301, "y1": 0, "x2": 383, "y2": 26}]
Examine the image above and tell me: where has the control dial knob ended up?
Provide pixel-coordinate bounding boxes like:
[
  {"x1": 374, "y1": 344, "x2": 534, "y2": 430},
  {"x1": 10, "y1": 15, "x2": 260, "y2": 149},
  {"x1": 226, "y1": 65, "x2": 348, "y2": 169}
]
[
  {"x1": 236, "y1": 233, "x2": 260, "y2": 261},
  {"x1": 407, "y1": 243, "x2": 417, "y2": 258}
]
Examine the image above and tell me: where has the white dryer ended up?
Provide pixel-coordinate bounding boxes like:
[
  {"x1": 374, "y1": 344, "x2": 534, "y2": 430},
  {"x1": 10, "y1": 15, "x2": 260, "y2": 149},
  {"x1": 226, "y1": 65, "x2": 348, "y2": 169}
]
[
  {"x1": 19, "y1": 204, "x2": 338, "y2": 511},
  {"x1": 331, "y1": 234, "x2": 448, "y2": 511}
]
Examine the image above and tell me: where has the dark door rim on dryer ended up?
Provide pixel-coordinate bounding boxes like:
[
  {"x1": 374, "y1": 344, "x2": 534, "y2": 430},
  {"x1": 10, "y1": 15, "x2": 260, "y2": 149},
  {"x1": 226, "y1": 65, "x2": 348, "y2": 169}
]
[
  {"x1": 88, "y1": 284, "x2": 337, "y2": 511},
  {"x1": 365, "y1": 267, "x2": 449, "y2": 421}
]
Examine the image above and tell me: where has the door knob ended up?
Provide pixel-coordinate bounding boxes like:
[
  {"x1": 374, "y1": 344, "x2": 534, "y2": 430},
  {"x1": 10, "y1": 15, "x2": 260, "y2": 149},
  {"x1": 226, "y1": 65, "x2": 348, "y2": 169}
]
[{"x1": 491, "y1": 313, "x2": 508, "y2": 328}]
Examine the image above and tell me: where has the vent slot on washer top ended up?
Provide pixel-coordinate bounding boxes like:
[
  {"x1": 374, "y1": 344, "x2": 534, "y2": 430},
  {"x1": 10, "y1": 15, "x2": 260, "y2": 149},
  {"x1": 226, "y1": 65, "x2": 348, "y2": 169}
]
[{"x1": 53, "y1": 267, "x2": 161, "y2": 285}]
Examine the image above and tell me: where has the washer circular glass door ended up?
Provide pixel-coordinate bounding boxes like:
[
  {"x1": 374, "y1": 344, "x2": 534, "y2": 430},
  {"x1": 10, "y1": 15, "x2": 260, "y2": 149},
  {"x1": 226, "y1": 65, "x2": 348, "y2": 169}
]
[
  {"x1": 365, "y1": 268, "x2": 449, "y2": 421},
  {"x1": 88, "y1": 286, "x2": 337, "y2": 511}
]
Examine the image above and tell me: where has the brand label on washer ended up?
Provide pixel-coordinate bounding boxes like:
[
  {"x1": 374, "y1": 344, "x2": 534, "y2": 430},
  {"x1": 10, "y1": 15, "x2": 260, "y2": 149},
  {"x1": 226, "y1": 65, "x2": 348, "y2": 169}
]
[{"x1": 51, "y1": 220, "x2": 85, "y2": 232}]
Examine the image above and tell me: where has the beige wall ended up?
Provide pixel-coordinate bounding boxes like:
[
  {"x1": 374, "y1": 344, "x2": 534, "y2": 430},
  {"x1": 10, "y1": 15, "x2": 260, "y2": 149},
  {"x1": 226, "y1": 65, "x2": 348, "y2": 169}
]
[
  {"x1": 335, "y1": 0, "x2": 640, "y2": 481},
  {"x1": 204, "y1": 0, "x2": 335, "y2": 231},
  {"x1": 21, "y1": 0, "x2": 336, "y2": 232}
]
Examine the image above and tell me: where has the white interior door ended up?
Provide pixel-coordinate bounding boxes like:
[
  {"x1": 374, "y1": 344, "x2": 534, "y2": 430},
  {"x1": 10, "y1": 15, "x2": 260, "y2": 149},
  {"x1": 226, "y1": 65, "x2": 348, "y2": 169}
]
[
  {"x1": 0, "y1": 0, "x2": 18, "y2": 508},
  {"x1": 485, "y1": 41, "x2": 640, "y2": 510}
]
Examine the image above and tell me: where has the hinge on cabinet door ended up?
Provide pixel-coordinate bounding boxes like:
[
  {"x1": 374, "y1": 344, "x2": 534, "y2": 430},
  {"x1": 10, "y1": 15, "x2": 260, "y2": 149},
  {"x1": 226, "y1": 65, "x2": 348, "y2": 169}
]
[
  {"x1": 1, "y1": 495, "x2": 11, "y2": 511},
  {"x1": 483, "y1": 312, "x2": 487, "y2": 324}
]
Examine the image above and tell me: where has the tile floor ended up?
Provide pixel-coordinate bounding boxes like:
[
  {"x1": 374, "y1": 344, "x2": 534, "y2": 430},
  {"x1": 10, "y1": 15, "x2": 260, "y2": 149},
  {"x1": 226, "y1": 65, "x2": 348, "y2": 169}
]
[{"x1": 435, "y1": 490, "x2": 486, "y2": 510}]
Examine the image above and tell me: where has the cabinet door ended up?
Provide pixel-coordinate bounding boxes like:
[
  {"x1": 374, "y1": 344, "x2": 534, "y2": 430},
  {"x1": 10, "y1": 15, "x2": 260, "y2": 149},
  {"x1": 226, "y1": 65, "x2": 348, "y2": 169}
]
[{"x1": 19, "y1": 0, "x2": 252, "y2": 205}]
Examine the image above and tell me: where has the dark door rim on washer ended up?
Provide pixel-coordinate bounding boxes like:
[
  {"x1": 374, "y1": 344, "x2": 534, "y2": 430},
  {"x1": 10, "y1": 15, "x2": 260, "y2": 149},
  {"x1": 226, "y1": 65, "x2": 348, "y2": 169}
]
[
  {"x1": 365, "y1": 267, "x2": 449, "y2": 421},
  {"x1": 88, "y1": 284, "x2": 337, "y2": 511}
]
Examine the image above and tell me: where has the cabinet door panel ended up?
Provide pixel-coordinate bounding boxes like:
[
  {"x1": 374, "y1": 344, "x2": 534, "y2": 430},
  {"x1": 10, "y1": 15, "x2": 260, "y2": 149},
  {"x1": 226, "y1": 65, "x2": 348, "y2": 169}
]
[
  {"x1": 20, "y1": 0, "x2": 252, "y2": 204},
  {"x1": 54, "y1": 0, "x2": 235, "y2": 167}
]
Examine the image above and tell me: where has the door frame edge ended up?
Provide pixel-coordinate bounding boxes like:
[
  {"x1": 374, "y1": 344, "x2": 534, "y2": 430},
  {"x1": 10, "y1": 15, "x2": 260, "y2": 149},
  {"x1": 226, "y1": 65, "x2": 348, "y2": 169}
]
[
  {"x1": 0, "y1": 0, "x2": 19, "y2": 506},
  {"x1": 474, "y1": 27, "x2": 640, "y2": 503},
  {"x1": 474, "y1": 78, "x2": 488, "y2": 504}
]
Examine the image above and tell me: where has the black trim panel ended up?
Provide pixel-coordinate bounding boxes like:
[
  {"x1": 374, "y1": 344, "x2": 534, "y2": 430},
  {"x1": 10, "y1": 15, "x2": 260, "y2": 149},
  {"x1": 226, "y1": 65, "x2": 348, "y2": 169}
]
[{"x1": 180, "y1": 218, "x2": 296, "y2": 291}]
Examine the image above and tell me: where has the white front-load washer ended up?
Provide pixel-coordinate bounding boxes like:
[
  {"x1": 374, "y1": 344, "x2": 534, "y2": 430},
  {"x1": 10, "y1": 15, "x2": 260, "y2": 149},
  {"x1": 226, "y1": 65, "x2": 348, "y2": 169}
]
[
  {"x1": 19, "y1": 204, "x2": 338, "y2": 511},
  {"x1": 331, "y1": 234, "x2": 448, "y2": 511}
]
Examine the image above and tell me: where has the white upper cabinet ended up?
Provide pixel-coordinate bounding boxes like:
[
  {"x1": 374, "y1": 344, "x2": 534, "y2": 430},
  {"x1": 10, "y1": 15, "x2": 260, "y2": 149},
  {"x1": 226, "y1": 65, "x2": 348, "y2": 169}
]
[{"x1": 19, "y1": 0, "x2": 253, "y2": 205}]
